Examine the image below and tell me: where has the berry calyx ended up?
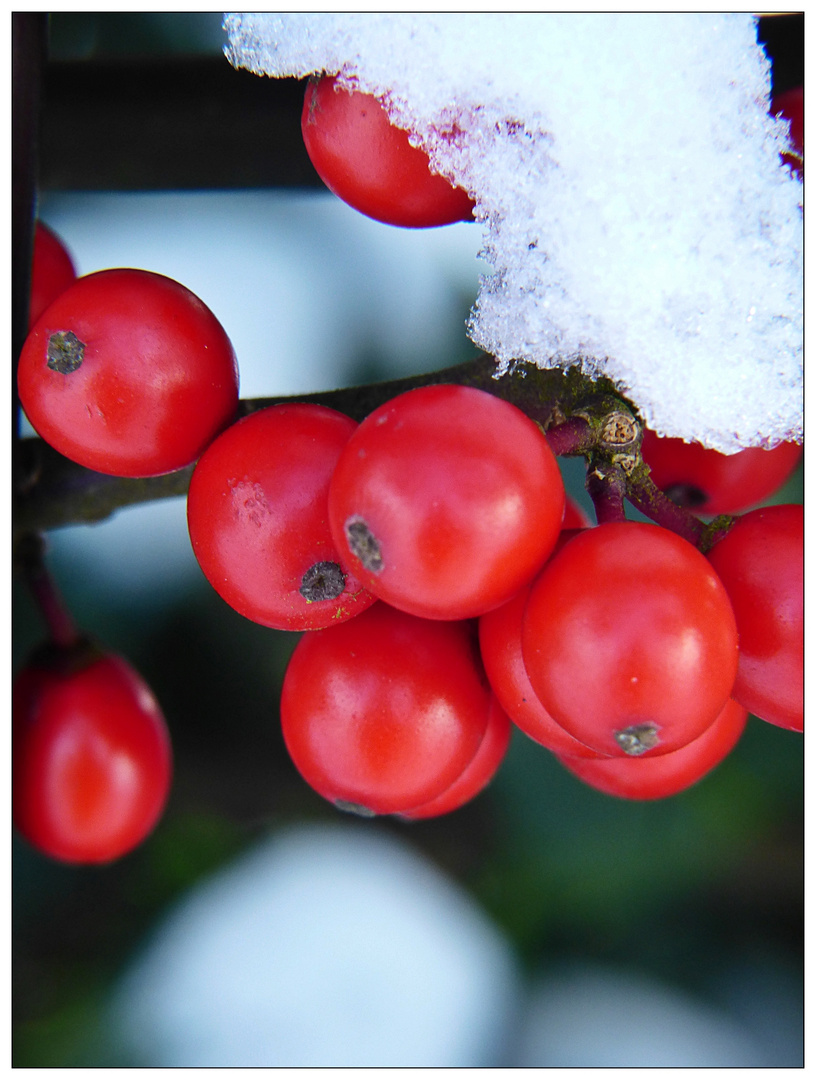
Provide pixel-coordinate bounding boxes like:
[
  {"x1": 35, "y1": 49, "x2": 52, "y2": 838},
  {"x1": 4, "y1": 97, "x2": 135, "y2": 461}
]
[{"x1": 556, "y1": 697, "x2": 748, "y2": 800}]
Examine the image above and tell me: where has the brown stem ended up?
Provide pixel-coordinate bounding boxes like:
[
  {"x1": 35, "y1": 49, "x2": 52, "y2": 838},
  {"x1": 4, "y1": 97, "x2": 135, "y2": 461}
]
[
  {"x1": 624, "y1": 463, "x2": 736, "y2": 551},
  {"x1": 544, "y1": 416, "x2": 593, "y2": 457},
  {"x1": 14, "y1": 355, "x2": 603, "y2": 535},
  {"x1": 586, "y1": 462, "x2": 628, "y2": 524},
  {"x1": 12, "y1": 350, "x2": 724, "y2": 555}
]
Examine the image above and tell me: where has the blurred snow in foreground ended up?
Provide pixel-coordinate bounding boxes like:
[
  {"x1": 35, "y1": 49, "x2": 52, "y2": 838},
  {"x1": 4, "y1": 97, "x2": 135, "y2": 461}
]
[
  {"x1": 225, "y1": 13, "x2": 803, "y2": 452},
  {"x1": 106, "y1": 822, "x2": 790, "y2": 1067},
  {"x1": 512, "y1": 964, "x2": 767, "y2": 1067},
  {"x1": 107, "y1": 823, "x2": 520, "y2": 1067}
]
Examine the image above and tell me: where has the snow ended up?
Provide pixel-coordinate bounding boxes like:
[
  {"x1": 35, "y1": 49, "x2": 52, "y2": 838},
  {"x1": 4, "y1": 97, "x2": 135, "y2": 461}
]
[
  {"x1": 223, "y1": 13, "x2": 802, "y2": 453},
  {"x1": 512, "y1": 964, "x2": 766, "y2": 1066},
  {"x1": 108, "y1": 823, "x2": 520, "y2": 1066}
]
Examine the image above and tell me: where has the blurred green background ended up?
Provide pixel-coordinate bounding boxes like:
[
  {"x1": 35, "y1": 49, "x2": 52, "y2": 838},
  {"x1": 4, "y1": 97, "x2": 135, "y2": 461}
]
[{"x1": 13, "y1": 13, "x2": 803, "y2": 1067}]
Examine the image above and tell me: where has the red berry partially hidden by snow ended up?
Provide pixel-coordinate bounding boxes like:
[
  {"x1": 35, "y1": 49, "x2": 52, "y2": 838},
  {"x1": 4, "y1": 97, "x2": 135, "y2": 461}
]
[
  {"x1": 302, "y1": 74, "x2": 475, "y2": 228},
  {"x1": 641, "y1": 429, "x2": 802, "y2": 516},
  {"x1": 771, "y1": 85, "x2": 803, "y2": 177}
]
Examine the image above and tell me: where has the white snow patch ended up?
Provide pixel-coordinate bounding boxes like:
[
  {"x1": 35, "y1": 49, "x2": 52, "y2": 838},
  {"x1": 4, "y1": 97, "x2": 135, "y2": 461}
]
[{"x1": 224, "y1": 13, "x2": 802, "y2": 452}]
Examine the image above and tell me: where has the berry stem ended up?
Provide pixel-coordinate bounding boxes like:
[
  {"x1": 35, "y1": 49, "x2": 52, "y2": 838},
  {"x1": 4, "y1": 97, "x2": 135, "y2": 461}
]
[
  {"x1": 624, "y1": 463, "x2": 737, "y2": 552},
  {"x1": 543, "y1": 416, "x2": 593, "y2": 456},
  {"x1": 14, "y1": 353, "x2": 584, "y2": 534},
  {"x1": 586, "y1": 462, "x2": 628, "y2": 524},
  {"x1": 11, "y1": 350, "x2": 736, "y2": 556},
  {"x1": 624, "y1": 463, "x2": 707, "y2": 546},
  {"x1": 16, "y1": 532, "x2": 80, "y2": 649}
]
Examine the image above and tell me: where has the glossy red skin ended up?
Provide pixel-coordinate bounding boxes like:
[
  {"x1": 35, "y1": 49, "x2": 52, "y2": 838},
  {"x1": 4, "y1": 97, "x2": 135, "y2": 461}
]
[
  {"x1": 328, "y1": 384, "x2": 566, "y2": 621},
  {"x1": 187, "y1": 404, "x2": 376, "y2": 631},
  {"x1": 13, "y1": 647, "x2": 172, "y2": 864},
  {"x1": 522, "y1": 522, "x2": 740, "y2": 757},
  {"x1": 29, "y1": 221, "x2": 77, "y2": 329},
  {"x1": 641, "y1": 429, "x2": 802, "y2": 516},
  {"x1": 555, "y1": 698, "x2": 748, "y2": 800},
  {"x1": 302, "y1": 75, "x2": 475, "y2": 228},
  {"x1": 400, "y1": 695, "x2": 512, "y2": 820},
  {"x1": 771, "y1": 85, "x2": 803, "y2": 177},
  {"x1": 280, "y1": 604, "x2": 491, "y2": 815},
  {"x1": 478, "y1": 536, "x2": 606, "y2": 759},
  {"x1": 562, "y1": 496, "x2": 592, "y2": 529},
  {"x1": 706, "y1": 504, "x2": 803, "y2": 732},
  {"x1": 18, "y1": 269, "x2": 239, "y2": 477}
]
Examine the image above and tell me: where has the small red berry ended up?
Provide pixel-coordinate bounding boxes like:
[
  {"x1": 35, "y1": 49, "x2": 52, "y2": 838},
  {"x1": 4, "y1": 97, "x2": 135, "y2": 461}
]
[
  {"x1": 302, "y1": 74, "x2": 475, "y2": 228},
  {"x1": 641, "y1": 429, "x2": 802, "y2": 516},
  {"x1": 13, "y1": 642, "x2": 172, "y2": 864},
  {"x1": 29, "y1": 221, "x2": 78, "y2": 330},
  {"x1": 400, "y1": 695, "x2": 512, "y2": 820},
  {"x1": 281, "y1": 604, "x2": 492, "y2": 816},
  {"x1": 706, "y1": 504, "x2": 803, "y2": 732},
  {"x1": 187, "y1": 403, "x2": 376, "y2": 631},
  {"x1": 328, "y1": 384, "x2": 566, "y2": 621},
  {"x1": 18, "y1": 268, "x2": 239, "y2": 477},
  {"x1": 771, "y1": 85, "x2": 803, "y2": 178},
  {"x1": 522, "y1": 522, "x2": 740, "y2": 757},
  {"x1": 479, "y1": 570, "x2": 607, "y2": 760}
]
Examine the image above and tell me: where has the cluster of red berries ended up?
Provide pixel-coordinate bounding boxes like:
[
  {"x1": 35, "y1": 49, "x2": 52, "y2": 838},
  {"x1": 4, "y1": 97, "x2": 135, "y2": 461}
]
[
  {"x1": 14, "y1": 74, "x2": 803, "y2": 864},
  {"x1": 187, "y1": 388, "x2": 802, "y2": 818}
]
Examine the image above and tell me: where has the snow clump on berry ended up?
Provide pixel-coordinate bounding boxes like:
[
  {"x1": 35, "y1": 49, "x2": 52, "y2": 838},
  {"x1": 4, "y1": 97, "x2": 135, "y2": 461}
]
[{"x1": 223, "y1": 13, "x2": 802, "y2": 454}]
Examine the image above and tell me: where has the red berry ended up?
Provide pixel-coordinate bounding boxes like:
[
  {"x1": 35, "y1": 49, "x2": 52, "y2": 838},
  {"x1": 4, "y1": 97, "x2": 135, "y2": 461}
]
[
  {"x1": 18, "y1": 268, "x2": 239, "y2": 477},
  {"x1": 13, "y1": 642, "x2": 172, "y2": 864},
  {"x1": 400, "y1": 695, "x2": 512, "y2": 820},
  {"x1": 522, "y1": 522, "x2": 740, "y2": 757},
  {"x1": 187, "y1": 403, "x2": 376, "y2": 631},
  {"x1": 280, "y1": 604, "x2": 491, "y2": 816},
  {"x1": 555, "y1": 697, "x2": 748, "y2": 800},
  {"x1": 29, "y1": 221, "x2": 77, "y2": 330},
  {"x1": 641, "y1": 429, "x2": 802, "y2": 516},
  {"x1": 706, "y1": 504, "x2": 803, "y2": 732},
  {"x1": 479, "y1": 569, "x2": 605, "y2": 759},
  {"x1": 302, "y1": 74, "x2": 475, "y2": 228},
  {"x1": 771, "y1": 85, "x2": 803, "y2": 177},
  {"x1": 328, "y1": 384, "x2": 566, "y2": 621},
  {"x1": 562, "y1": 496, "x2": 592, "y2": 529}
]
